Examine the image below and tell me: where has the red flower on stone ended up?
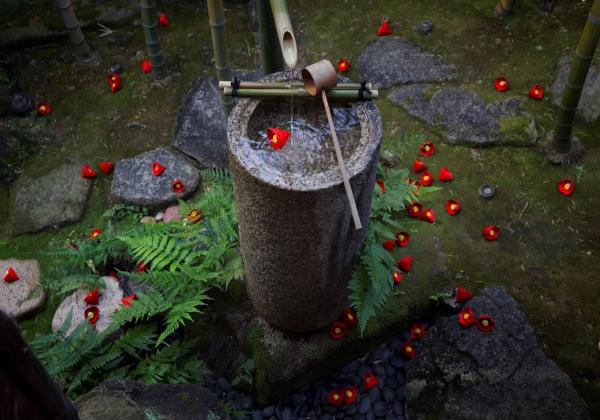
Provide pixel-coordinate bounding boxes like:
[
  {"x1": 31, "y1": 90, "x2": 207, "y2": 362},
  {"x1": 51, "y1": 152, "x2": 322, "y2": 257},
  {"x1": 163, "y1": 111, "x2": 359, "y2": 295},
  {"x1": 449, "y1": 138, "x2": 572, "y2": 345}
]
[
  {"x1": 393, "y1": 271, "x2": 402, "y2": 284},
  {"x1": 494, "y1": 77, "x2": 509, "y2": 92},
  {"x1": 410, "y1": 323, "x2": 426, "y2": 340},
  {"x1": 375, "y1": 178, "x2": 386, "y2": 192},
  {"x1": 445, "y1": 199, "x2": 461, "y2": 215},
  {"x1": 383, "y1": 239, "x2": 396, "y2": 252},
  {"x1": 396, "y1": 255, "x2": 412, "y2": 272},
  {"x1": 152, "y1": 161, "x2": 166, "y2": 176},
  {"x1": 458, "y1": 306, "x2": 475, "y2": 327},
  {"x1": 84, "y1": 306, "x2": 100, "y2": 324},
  {"x1": 401, "y1": 341, "x2": 416, "y2": 359},
  {"x1": 408, "y1": 202, "x2": 423, "y2": 218},
  {"x1": 438, "y1": 167, "x2": 453, "y2": 182},
  {"x1": 557, "y1": 178, "x2": 574, "y2": 196},
  {"x1": 122, "y1": 294, "x2": 136, "y2": 306},
  {"x1": 99, "y1": 161, "x2": 113, "y2": 176},
  {"x1": 267, "y1": 127, "x2": 290, "y2": 150},
  {"x1": 421, "y1": 207, "x2": 435, "y2": 223},
  {"x1": 418, "y1": 141, "x2": 435, "y2": 157},
  {"x1": 3, "y1": 267, "x2": 19, "y2": 283},
  {"x1": 482, "y1": 225, "x2": 500, "y2": 241},
  {"x1": 528, "y1": 84, "x2": 544, "y2": 100},
  {"x1": 327, "y1": 389, "x2": 344, "y2": 407},
  {"x1": 362, "y1": 371, "x2": 378, "y2": 390},
  {"x1": 36, "y1": 102, "x2": 52, "y2": 116},
  {"x1": 158, "y1": 13, "x2": 170, "y2": 27},
  {"x1": 395, "y1": 231, "x2": 410, "y2": 247},
  {"x1": 141, "y1": 59, "x2": 152, "y2": 73},
  {"x1": 329, "y1": 321, "x2": 348, "y2": 340},
  {"x1": 340, "y1": 308, "x2": 358, "y2": 328},
  {"x1": 377, "y1": 18, "x2": 392, "y2": 36},
  {"x1": 337, "y1": 58, "x2": 350, "y2": 73},
  {"x1": 413, "y1": 158, "x2": 426, "y2": 174},
  {"x1": 420, "y1": 171, "x2": 434, "y2": 187},
  {"x1": 343, "y1": 386, "x2": 358, "y2": 404},
  {"x1": 455, "y1": 285, "x2": 472, "y2": 303},
  {"x1": 84, "y1": 287, "x2": 100, "y2": 305},
  {"x1": 82, "y1": 164, "x2": 96, "y2": 178},
  {"x1": 477, "y1": 314, "x2": 495, "y2": 332},
  {"x1": 172, "y1": 178, "x2": 186, "y2": 193},
  {"x1": 89, "y1": 228, "x2": 102, "y2": 240},
  {"x1": 137, "y1": 261, "x2": 149, "y2": 272}
]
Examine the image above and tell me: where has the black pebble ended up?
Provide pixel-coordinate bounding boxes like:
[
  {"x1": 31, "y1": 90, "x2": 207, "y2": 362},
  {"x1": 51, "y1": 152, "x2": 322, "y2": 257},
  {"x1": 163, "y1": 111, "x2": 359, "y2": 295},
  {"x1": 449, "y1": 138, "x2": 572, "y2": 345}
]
[
  {"x1": 217, "y1": 377, "x2": 232, "y2": 392},
  {"x1": 359, "y1": 396, "x2": 372, "y2": 414},
  {"x1": 250, "y1": 411, "x2": 263, "y2": 420},
  {"x1": 373, "y1": 365, "x2": 385, "y2": 376},
  {"x1": 374, "y1": 401, "x2": 388, "y2": 417},
  {"x1": 262, "y1": 405, "x2": 275, "y2": 417},
  {"x1": 367, "y1": 386, "x2": 381, "y2": 402},
  {"x1": 342, "y1": 359, "x2": 362, "y2": 375},
  {"x1": 383, "y1": 387, "x2": 395, "y2": 403}
]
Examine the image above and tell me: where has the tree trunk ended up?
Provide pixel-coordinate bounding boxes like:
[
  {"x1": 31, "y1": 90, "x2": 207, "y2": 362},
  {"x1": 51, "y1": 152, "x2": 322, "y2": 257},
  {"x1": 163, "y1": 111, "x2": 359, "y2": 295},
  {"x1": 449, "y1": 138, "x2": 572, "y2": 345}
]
[
  {"x1": 141, "y1": 0, "x2": 168, "y2": 80},
  {"x1": 207, "y1": 0, "x2": 235, "y2": 114},
  {"x1": 494, "y1": 0, "x2": 516, "y2": 17},
  {"x1": 56, "y1": 0, "x2": 91, "y2": 58},
  {"x1": 553, "y1": 0, "x2": 600, "y2": 151}
]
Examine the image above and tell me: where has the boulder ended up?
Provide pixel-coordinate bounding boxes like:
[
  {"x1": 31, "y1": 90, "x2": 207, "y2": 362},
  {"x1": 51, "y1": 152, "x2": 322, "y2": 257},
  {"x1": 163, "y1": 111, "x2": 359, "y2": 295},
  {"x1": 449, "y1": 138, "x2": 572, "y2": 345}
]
[
  {"x1": 111, "y1": 147, "x2": 199, "y2": 209},
  {"x1": 8, "y1": 161, "x2": 92, "y2": 235},
  {"x1": 0, "y1": 259, "x2": 46, "y2": 318},
  {"x1": 405, "y1": 285, "x2": 591, "y2": 420},
  {"x1": 388, "y1": 86, "x2": 537, "y2": 146},
  {"x1": 551, "y1": 56, "x2": 600, "y2": 123},
  {"x1": 357, "y1": 37, "x2": 454, "y2": 89}
]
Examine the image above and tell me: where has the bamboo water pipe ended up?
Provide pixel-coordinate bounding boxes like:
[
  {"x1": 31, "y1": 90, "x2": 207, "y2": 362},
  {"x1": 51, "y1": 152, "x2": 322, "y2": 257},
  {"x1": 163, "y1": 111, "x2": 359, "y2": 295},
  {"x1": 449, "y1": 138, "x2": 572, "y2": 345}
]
[{"x1": 219, "y1": 80, "x2": 373, "y2": 90}]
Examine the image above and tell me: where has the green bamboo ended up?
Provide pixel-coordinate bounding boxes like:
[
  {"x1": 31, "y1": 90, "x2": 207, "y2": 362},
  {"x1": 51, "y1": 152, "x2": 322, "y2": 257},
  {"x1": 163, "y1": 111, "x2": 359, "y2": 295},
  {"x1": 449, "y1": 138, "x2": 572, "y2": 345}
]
[
  {"x1": 207, "y1": 0, "x2": 235, "y2": 114},
  {"x1": 257, "y1": 0, "x2": 285, "y2": 74},
  {"x1": 141, "y1": 0, "x2": 168, "y2": 80},
  {"x1": 56, "y1": 0, "x2": 91, "y2": 58},
  {"x1": 553, "y1": 0, "x2": 600, "y2": 151},
  {"x1": 219, "y1": 81, "x2": 373, "y2": 90},
  {"x1": 269, "y1": 0, "x2": 297, "y2": 68},
  {"x1": 494, "y1": 0, "x2": 516, "y2": 17},
  {"x1": 222, "y1": 87, "x2": 378, "y2": 99}
]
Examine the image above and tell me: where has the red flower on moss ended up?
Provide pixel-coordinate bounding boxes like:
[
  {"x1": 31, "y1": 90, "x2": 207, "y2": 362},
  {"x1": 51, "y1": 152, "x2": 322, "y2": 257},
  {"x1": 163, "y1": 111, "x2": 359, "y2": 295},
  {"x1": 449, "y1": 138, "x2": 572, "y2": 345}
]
[
  {"x1": 122, "y1": 294, "x2": 136, "y2": 306},
  {"x1": 396, "y1": 255, "x2": 412, "y2": 272},
  {"x1": 455, "y1": 286, "x2": 472, "y2": 303},
  {"x1": 340, "y1": 308, "x2": 358, "y2": 328},
  {"x1": 482, "y1": 225, "x2": 500, "y2": 241},
  {"x1": 3, "y1": 267, "x2": 19, "y2": 283},
  {"x1": 383, "y1": 239, "x2": 396, "y2": 252},
  {"x1": 267, "y1": 127, "x2": 290, "y2": 150},
  {"x1": 89, "y1": 228, "x2": 102, "y2": 240},
  {"x1": 420, "y1": 171, "x2": 434, "y2": 187},
  {"x1": 343, "y1": 386, "x2": 358, "y2": 404},
  {"x1": 477, "y1": 314, "x2": 495, "y2": 332},
  {"x1": 494, "y1": 77, "x2": 509, "y2": 92},
  {"x1": 107, "y1": 73, "x2": 122, "y2": 93},
  {"x1": 418, "y1": 141, "x2": 435, "y2": 157},
  {"x1": 395, "y1": 231, "x2": 409, "y2": 247},
  {"x1": 407, "y1": 202, "x2": 423, "y2": 218},
  {"x1": 421, "y1": 208, "x2": 435, "y2": 223},
  {"x1": 327, "y1": 389, "x2": 344, "y2": 407},
  {"x1": 84, "y1": 306, "x2": 100, "y2": 324},
  {"x1": 375, "y1": 178, "x2": 386, "y2": 192},
  {"x1": 36, "y1": 102, "x2": 52, "y2": 116},
  {"x1": 438, "y1": 167, "x2": 453, "y2": 182},
  {"x1": 84, "y1": 288, "x2": 99, "y2": 305},
  {"x1": 172, "y1": 179, "x2": 186, "y2": 193},
  {"x1": 337, "y1": 58, "x2": 350, "y2": 73},
  {"x1": 445, "y1": 199, "x2": 461, "y2": 215},
  {"x1": 557, "y1": 178, "x2": 574, "y2": 196},
  {"x1": 401, "y1": 341, "x2": 416, "y2": 359},
  {"x1": 458, "y1": 306, "x2": 475, "y2": 327},
  {"x1": 377, "y1": 18, "x2": 392, "y2": 36},
  {"x1": 362, "y1": 371, "x2": 378, "y2": 390},
  {"x1": 413, "y1": 158, "x2": 426, "y2": 174},
  {"x1": 82, "y1": 164, "x2": 96, "y2": 178},
  {"x1": 329, "y1": 321, "x2": 348, "y2": 339},
  {"x1": 141, "y1": 59, "x2": 152, "y2": 73},
  {"x1": 410, "y1": 323, "x2": 426, "y2": 340},
  {"x1": 528, "y1": 84, "x2": 544, "y2": 100},
  {"x1": 158, "y1": 13, "x2": 170, "y2": 27},
  {"x1": 99, "y1": 161, "x2": 113, "y2": 176},
  {"x1": 393, "y1": 271, "x2": 402, "y2": 284}
]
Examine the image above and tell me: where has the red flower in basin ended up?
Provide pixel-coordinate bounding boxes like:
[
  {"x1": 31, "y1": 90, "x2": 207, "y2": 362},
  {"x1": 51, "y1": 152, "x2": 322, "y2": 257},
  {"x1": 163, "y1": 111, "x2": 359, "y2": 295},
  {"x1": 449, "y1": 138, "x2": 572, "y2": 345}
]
[
  {"x1": 329, "y1": 321, "x2": 348, "y2": 339},
  {"x1": 3, "y1": 267, "x2": 19, "y2": 283},
  {"x1": 396, "y1": 255, "x2": 412, "y2": 272},
  {"x1": 418, "y1": 141, "x2": 435, "y2": 157},
  {"x1": 267, "y1": 127, "x2": 290, "y2": 150},
  {"x1": 340, "y1": 308, "x2": 358, "y2": 328},
  {"x1": 410, "y1": 323, "x2": 426, "y2": 340},
  {"x1": 477, "y1": 314, "x2": 495, "y2": 332},
  {"x1": 557, "y1": 178, "x2": 574, "y2": 196},
  {"x1": 85, "y1": 306, "x2": 100, "y2": 324},
  {"x1": 459, "y1": 306, "x2": 475, "y2": 327},
  {"x1": 327, "y1": 389, "x2": 344, "y2": 407},
  {"x1": 482, "y1": 225, "x2": 500, "y2": 241},
  {"x1": 362, "y1": 371, "x2": 378, "y2": 390},
  {"x1": 408, "y1": 202, "x2": 423, "y2": 218},
  {"x1": 395, "y1": 231, "x2": 410, "y2": 247}
]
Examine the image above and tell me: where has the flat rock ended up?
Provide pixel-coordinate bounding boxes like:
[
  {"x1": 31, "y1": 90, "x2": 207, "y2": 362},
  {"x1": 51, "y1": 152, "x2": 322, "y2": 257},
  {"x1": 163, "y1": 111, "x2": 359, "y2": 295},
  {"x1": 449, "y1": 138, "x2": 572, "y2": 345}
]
[
  {"x1": 405, "y1": 285, "x2": 591, "y2": 420},
  {"x1": 8, "y1": 161, "x2": 92, "y2": 235},
  {"x1": 388, "y1": 86, "x2": 537, "y2": 146},
  {"x1": 357, "y1": 37, "x2": 455, "y2": 89},
  {"x1": 51, "y1": 276, "x2": 122, "y2": 335},
  {"x1": 76, "y1": 380, "x2": 226, "y2": 420},
  {"x1": 0, "y1": 259, "x2": 46, "y2": 318},
  {"x1": 551, "y1": 56, "x2": 600, "y2": 123},
  {"x1": 111, "y1": 147, "x2": 199, "y2": 208}
]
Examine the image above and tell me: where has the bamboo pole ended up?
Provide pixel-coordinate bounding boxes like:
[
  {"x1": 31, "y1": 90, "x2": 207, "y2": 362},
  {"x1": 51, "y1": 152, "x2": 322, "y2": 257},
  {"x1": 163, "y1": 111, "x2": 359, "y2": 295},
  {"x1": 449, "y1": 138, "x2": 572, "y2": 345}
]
[
  {"x1": 207, "y1": 0, "x2": 235, "y2": 115},
  {"x1": 222, "y1": 87, "x2": 378, "y2": 99},
  {"x1": 494, "y1": 0, "x2": 516, "y2": 17},
  {"x1": 269, "y1": 0, "x2": 297, "y2": 68},
  {"x1": 553, "y1": 0, "x2": 600, "y2": 152},
  {"x1": 56, "y1": 0, "x2": 91, "y2": 58},
  {"x1": 257, "y1": 0, "x2": 285, "y2": 74},
  {"x1": 219, "y1": 80, "x2": 373, "y2": 90},
  {"x1": 141, "y1": 0, "x2": 168, "y2": 80}
]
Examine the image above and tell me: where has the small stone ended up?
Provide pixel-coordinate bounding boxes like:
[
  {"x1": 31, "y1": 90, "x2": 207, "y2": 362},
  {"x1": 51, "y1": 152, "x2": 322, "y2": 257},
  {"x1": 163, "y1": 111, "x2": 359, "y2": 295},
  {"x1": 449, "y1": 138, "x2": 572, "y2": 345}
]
[
  {"x1": 358, "y1": 365, "x2": 372, "y2": 378},
  {"x1": 368, "y1": 386, "x2": 381, "y2": 402},
  {"x1": 135, "y1": 50, "x2": 144, "y2": 61},
  {"x1": 383, "y1": 387, "x2": 395, "y2": 403},
  {"x1": 290, "y1": 393, "x2": 306, "y2": 406},
  {"x1": 390, "y1": 355, "x2": 404, "y2": 369},
  {"x1": 155, "y1": 211, "x2": 164, "y2": 221},
  {"x1": 9, "y1": 91, "x2": 34, "y2": 116},
  {"x1": 373, "y1": 365, "x2": 385, "y2": 376},
  {"x1": 374, "y1": 401, "x2": 387, "y2": 417},
  {"x1": 385, "y1": 377, "x2": 399, "y2": 390},
  {"x1": 163, "y1": 205, "x2": 181, "y2": 223},
  {"x1": 344, "y1": 404, "x2": 358, "y2": 415},
  {"x1": 395, "y1": 371, "x2": 406, "y2": 385},
  {"x1": 388, "y1": 338, "x2": 402, "y2": 352},
  {"x1": 140, "y1": 216, "x2": 156, "y2": 224},
  {"x1": 359, "y1": 396, "x2": 372, "y2": 414},
  {"x1": 262, "y1": 405, "x2": 275, "y2": 417},
  {"x1": 0, "y1": 259, "x2": 46, "y2": 317},
  {"x1": 375, "y1": 348, "x2": 390, "y2": 360},
  {"x1": 392, "y1": 399, "x2": 404, "y2": 416},
  {"x1": 342, "y1": 360, "x2": 362, "y2": 375},
  {"x1": 376, "y1": 376, "x2": 385, "y2": 390},
  {"x1": 281, "y1": 407, "x2": 292, "y2": 420},
  {"x1": 240, "y1": 395, "x2": 254, "y2": 410},
  {"x1": 109, "y1": 62, "x2": 124, "y2": 74},
  {"x1": 479, "y1": 183, "x2": 496, "y2": 198},
  {"x1": 384, "y1": 363, "x2": 396, "y2": 377},
  {"x1": 126, "y1": 121, "x2": 148, "y2": 129},
  {"x1": 319, "y1": 414, "x2": 333, "y2": 420},
  {"x1": 416, "y1": 19, "x2": 433, "y2": 34}
]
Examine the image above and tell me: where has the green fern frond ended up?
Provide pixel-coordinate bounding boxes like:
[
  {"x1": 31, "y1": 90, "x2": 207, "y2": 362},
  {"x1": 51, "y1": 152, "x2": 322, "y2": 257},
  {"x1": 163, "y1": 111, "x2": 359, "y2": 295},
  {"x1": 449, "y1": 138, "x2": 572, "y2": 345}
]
[{"x1": 156, "y1": 296, "x2": 210, "y2": 345}]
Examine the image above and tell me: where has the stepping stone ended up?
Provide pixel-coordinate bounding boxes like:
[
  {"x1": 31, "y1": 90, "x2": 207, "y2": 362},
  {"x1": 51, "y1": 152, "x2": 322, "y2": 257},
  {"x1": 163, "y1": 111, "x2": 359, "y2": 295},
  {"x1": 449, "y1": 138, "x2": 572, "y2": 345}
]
[
  {"x1": 388, "y1": 86, "x2": 537, "y2": 146},
  {"x1": 551, "y1": 56, "x2": 600, "y2": 123},
  {"x1": 404, "y1": 286, "x2": 591, "y2": 420},
  {"x1": 357, "y1": 37, "x2": 454, "y2": 89},
  {"x1": 8, "y1": 161, "x2": 92, "y2": 235},
  {"x1": 111, "y1": 147, "x2": 199, "y2": 209},
  {"x1": 51, "y1": 276, "x2": 122, "y2": 335},
  {"x1": 0, "y1": 259, "x2": 46, "y2": 318}
]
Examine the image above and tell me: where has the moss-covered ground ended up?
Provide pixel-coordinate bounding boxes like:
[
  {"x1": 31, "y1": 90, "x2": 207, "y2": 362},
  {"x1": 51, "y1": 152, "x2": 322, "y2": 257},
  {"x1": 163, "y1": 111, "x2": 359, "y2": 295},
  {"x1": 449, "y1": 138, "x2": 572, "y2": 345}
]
[{"x1": 1, "y1": 0, "x2": 599, "y2": 415}]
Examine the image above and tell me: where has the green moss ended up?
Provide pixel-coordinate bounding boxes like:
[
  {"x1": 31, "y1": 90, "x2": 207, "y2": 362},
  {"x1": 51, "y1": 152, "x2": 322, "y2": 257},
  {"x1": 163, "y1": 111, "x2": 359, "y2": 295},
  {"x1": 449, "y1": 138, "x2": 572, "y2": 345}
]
[{"x1": 498, "y1": 115, "x2": 537, "y2": 146}]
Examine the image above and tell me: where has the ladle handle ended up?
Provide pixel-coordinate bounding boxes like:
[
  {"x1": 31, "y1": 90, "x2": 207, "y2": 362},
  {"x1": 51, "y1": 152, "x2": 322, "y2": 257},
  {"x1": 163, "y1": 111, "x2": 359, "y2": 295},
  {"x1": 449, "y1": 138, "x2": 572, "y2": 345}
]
[{"x1": 321, "y1": 90, "x2": 362, "y2": 231}]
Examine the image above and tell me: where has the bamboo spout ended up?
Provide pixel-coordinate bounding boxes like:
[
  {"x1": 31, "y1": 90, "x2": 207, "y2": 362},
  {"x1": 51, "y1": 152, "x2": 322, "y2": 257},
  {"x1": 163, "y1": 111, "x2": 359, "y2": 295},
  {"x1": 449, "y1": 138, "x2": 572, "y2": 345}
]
[{"x1": 269, "y1": 0, "x2": 297, "y2": 68}]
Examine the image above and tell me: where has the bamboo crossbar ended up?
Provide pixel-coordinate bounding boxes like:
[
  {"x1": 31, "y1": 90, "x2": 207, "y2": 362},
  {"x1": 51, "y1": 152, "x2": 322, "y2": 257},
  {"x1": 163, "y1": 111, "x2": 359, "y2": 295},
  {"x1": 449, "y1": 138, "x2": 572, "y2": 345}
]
[
  {"x1": 221, "y1": 86, "x2": 378, "y2": 99},
  {"x1": 219, "y1": 80, "x2": 373, "y2": 90}
]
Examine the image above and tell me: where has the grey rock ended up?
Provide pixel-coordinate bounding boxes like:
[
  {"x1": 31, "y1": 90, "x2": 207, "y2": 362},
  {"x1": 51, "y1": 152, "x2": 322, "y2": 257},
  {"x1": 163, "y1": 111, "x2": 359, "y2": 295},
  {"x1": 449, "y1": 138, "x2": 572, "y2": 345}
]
[
  {"x1": 345, "y1": 404, "x2": 358, "y2": 415},
  {"x1": 551, "y1": 56, "x2": 600, "y2": 123},
  {"x1": 0, "y1": 259, "x2": 46, "y2": 317},
  {"x1": 9, "y1": 161, "x2": 92, "y2": 234},
  {"x1": 357, "y1": 37, "x2": 454, "y2": 89},
  {"x1": 388, "y1": 86, "x2": 537, "y2": 147},
  {"x1": 367, "y1": 386, "x2": 381, "y2": 402},
  {"x1": 373, "y1": 401, "x2": 387, "y2": 417},
  {"x1": 111, "y1": 147, "x2": 199, "y2": 208},
  {"x1": 359, "y1": 396, "x2": 372, "y2": 414},
  {"x1": 97, "y1": 0, "x2": 140, "y2": 28},
  {"x1": 405, "y1": 285, "x2": 591, "y2": 420},
  {"x1": 383, "y1": 387, "x2": 395, "y2": 404}
]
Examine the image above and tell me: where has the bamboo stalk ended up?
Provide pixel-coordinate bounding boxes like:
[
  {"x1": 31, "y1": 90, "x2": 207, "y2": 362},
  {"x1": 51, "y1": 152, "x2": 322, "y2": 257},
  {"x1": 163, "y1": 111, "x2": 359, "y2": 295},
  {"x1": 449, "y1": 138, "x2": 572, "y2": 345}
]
[
  {"x1": 219, "y1": 80, "x2": 373, "y2": 90},
  {"x1": 222, "y1": 87, "x2": 378, "y2": 99},
  {"x1": 494, "y1": 0, "x2": 516, "y2": 17},
  {"x1": 56, "y1": 0, "x2": 91, "y2": 58},
  {"x1": 257, "y1": 0, "x2": 285, "y2": 74},
  {"x1": 141, "y1": 0, "x2": 168, "y2": 79},
  {"x1": 269, "y1": 0, "x2": 297, "y2": 68},
  {"x1": 207, "y1": 0, "x2": 235, "y2": 114},
  {"x1": 553, "y1": 0, "x2": 600, "y2": 151}
]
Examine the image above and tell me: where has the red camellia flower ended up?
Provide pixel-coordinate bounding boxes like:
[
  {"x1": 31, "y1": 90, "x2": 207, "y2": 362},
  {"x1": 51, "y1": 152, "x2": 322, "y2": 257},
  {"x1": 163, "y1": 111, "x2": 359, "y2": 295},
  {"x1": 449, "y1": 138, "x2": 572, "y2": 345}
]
[
  {"x1": 557, "y1": 178, "x2": 574, "y2": 196},
  {"x1": 458, "y1": 306, "x2": 475, "y2": 327},
  {"x1": 528, "y1": 84, "x2": 544, "y2": 100},
  {"x1": 337, "y1": 58, "x2": 350, "y2": 73},
  {"x1": 84, "y1": 288, "x2": 99, "y2": 305},
  {"x1": 396, "y1": 255, "x2": 412, "y2": 272},
  {"x1": 413, "y1": 158, "x2": 426, "y2": 173},
  {"x1": 141, "y1": 58, "x2": 152, "y2": 73},
  {"x1": 383, "y1": 239, "x2": 396, "y2": 252},
  {"x1": 3, "y1": 267, "x2": 19, "y2": 283},
  {"x1": 99, "y1": 161, "x2": 113, "y2": 176},
  {"x1": 327, "y1": 389, "x2": 344, "y2": 407},
  {"x1": 477, "y1": 314, "x2": 495, "y2": 332},
  {"x1": 410, "y1": 323, "x2": 426, "y2": 340},
  {"x1": 395, "y1": 231, "x2": 410, "y2": 247},
  {"x1": 329, "y1": 321, "x2": 348, "y2": 340},
  {"x1": 375, "y1": 178, "x2": 386, "y2": 192},
  {"x1": 393, "y1": 271, "x2": 402, "y2": 284},
  {"x1": 455, "y1": 285, "x2": 472, "y2": 303},
  {"x1": 158, "y1": 13, "x2": 170, "y2": 27},
  {"x1": 421, "y1": 208, "x2": 435, "y2": 223},
  {"x1": 438, "y1": 167, "x2": 453, "y2": 182},
  {"x1": 267, "y1": 127, "x2": 290, "y2": 150},
  {"x1": 84, "y1": 306, "x2": 100, "y2": 324},
  {"x1": 36, "y1": 102, "x2": 52, "y2": 116},
  {"x1": 172, "y1": 178, "x2": 186, "y2": 193},
  {"x1": 418, "y1": 141, "x2": 435, "y2": 157},
  {"x1": 362, "y1": 371, "x2": 378, "y2": 390},
  {"x1": 341, "y1": 308, "x2": 358, "y2": 328},
  {"x1": 420, "y1": 171, "x2": 434, "y2": 187},
  {"x1": 343, "y1": 386, "x2": 358, "y2": 404},
  {"x1": 408, "y1": 202, "x2": 423, "y2": 218},
  {"x1": 377, "y1": 18, "x2": 392, "y2": 36},
  {"x1": 401, "y1": 341, "x2": 416, "y2": 359},
  {"x1": 494, "y1": 77, "x2": 509, "y2": 92},
  {"x1": 137, "y1": 261, "x2": 149, "y2": 272},
  {"x1": 445, "y1": 199, "x2": 461, "y2": 215},
  {"x1": 82, "y1": 164, "x2": 96, "y2": 178},
  {"x1": 122, "y1": 294, "x2": 136, "y2": 307},
  {"x1": 107, "y1": 73, "x2": 122, "y2": 93},
  {"x1": 482, "y1": 225, "x2": 500, "y2": 241},
  {"x1": 89, "y1": 228, "x2": 102, "y2": 240},
  {"x1": 152, "y1": 161, "x2": 166, "y2": 176}
]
